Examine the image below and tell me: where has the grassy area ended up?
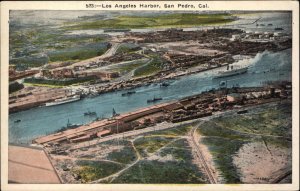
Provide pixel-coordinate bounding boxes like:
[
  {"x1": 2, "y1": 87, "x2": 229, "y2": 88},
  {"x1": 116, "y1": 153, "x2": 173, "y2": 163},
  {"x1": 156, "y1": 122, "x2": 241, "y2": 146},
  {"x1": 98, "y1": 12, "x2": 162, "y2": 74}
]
[
  {"x1": 197, "y1": 102, "x2": 292, "y2": 183},
  {"x1": 112, "y1": 159, "x2": 205, "y2": 184},
  {"x1": 134, "y1": 136, "x2": 175, "y2": 157},
  {"x1": 106, "y1": 141, "x2": 137, "y2": 164},
  {"x1": 64, "y1": 13, "x2": 235, "y2": 30},
  {"x1": 72, "y1": 160, "x2": 125, "y2": 183},
  {"x1": 116, "y1": 43, "x2": 140, "y2": 54},
  {"x1": 159, "y1": 139, "x2": 192, "y2": 162},
  {"x1": 150, "y1": 124, "x2": 193, "y2": 137},
  {"x1": 133, "y1": 57, "x2": 164, "y2": 77},
  {"x1": 47, "y1": 42, "x2": 109, "y2": 62},
  {"x1": 23, "y1": 82, "x2": 65, "y2": 88},
  {"x1": 198, "y1": 121, "x2": 251, "y2": 183},
  {"x1": 202, "y1": 137, "x2": 245, "y2": 183},
  {"x1": 213, "y1": 104, "x2": 292, "y2": 137},
  {"x1": 110, "y1": 60, "x2": 147, "y2": 74},
  {"x1": 10, "y1": 25, "x2": 109, "y2": 68}
]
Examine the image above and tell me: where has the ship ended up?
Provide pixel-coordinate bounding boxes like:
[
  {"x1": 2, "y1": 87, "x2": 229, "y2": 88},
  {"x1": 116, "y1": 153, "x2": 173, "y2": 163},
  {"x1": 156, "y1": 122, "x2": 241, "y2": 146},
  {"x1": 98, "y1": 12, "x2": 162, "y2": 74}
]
[
  {"x1": 55, "y1": 119, "x2": 81, "y2": 133},
  {"x1": 274, "y1": 27, "x2": 284, "y2": 31},
  {"x1": 84, "y1": 110, "x2": 97, "y2": 116},
  {"x1": 213, "y1": 65, "x2": 248, "y2": 79},
  {"x1": 121, "y1": 91, "x2": 136, "y2": 96},
  {"x1": 147, "y1": 96, "x2": 163, "y2": 103},
  {"x1": 14, "y1": 119, "x2": 21, "y2": 123},
  {"x1": 160, "y1": 82, "x2": 170, "y2": 87},
  {"x1": 45, "y1": 95, "x2": 80, "y2": 107}
]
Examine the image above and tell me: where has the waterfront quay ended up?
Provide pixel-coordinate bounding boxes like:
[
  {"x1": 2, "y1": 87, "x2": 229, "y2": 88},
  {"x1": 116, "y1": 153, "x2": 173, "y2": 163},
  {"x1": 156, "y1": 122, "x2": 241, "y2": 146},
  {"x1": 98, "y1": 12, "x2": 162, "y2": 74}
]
[
  {"x1": 33, "y1": 83, "x2": 292, "y2": 146},
  {"x1": 8, "y1": 25, "x2": 292, "y2": 115}
]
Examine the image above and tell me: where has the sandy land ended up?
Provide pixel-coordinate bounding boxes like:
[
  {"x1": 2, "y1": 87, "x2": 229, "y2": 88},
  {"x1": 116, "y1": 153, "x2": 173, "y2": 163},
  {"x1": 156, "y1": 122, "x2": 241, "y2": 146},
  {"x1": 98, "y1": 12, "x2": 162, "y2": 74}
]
[
  {"x1": 146, "y1": 41, "x2": 226, "y2": 56},
  {"x1": 233, "y1": 141, "x2": 292, "y2": 183},
  {"x1": 8, "y1": 145, "x2": 61, "y2": 183}
]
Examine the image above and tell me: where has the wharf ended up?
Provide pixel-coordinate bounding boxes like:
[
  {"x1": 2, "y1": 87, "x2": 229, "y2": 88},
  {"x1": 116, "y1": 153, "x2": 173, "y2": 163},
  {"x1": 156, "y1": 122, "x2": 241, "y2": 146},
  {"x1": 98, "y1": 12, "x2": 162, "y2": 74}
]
[{"x1": 33, "y1": 102, "x2": 177, "y2": 145}]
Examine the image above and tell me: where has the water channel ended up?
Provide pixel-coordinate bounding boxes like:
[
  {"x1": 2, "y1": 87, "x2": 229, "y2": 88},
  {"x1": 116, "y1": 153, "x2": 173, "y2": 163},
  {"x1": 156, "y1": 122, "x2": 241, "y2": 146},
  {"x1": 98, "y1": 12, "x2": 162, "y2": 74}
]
[{"x1": 9, "y1": 49, "x2": 292, "y2": 144}]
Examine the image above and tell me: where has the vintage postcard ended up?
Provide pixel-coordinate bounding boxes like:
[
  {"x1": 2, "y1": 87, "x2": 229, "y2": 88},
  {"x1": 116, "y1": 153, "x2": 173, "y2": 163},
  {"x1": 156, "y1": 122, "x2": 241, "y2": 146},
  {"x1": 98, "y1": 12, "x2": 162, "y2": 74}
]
[{"x1": 1, "y1": 1, "x2": 299, "y2": 191}]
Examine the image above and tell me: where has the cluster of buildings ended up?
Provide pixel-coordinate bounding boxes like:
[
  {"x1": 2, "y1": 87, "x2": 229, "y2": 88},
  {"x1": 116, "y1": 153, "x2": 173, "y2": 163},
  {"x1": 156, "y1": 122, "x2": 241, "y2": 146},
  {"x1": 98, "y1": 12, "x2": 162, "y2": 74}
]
[
  {"x1": 39, "y1": 52, "x2": 145, "y2": 81},
  {"x1": 9, "y1": 65, "x2": 38, "y2": 81},
  {"x1": 231, "y1": 31, "x2": 291, "y2": 42},
  {"x1": 33, "y1": 84, "x2": 292, "y2": 146},
  {"x1": 127, "y1": 28, "x2": 243, "y2": 43},
  {"x1": 165, "y1": 53, "x2": 234, "y2": 70},
  {"x1": 9, "y1": 87, "x2": 71, "y2": 113},
  {"x1": 41, "y1": 68, "x2": 119, "y2": 81}
]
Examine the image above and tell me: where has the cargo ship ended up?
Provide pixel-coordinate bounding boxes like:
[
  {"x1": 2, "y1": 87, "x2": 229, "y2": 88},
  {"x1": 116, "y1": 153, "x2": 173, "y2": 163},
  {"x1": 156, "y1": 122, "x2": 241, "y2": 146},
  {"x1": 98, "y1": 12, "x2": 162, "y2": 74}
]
[
  {"x1": 147, "y1": 96, "x2": 162, "y2": 103},
  {"x1": 55, "y1": 119, "x2": 81, "y2": 133},
  {"x1": 160, "y1": 82, "x2": 170, "y2": 87},
  {"x1": 213, "y1": 65, "x2": 248, "y2": 79},
  {"x1": 45, "y1": 95, "x2": 80, "y2": 107},
  {"x1": 121, "y1": 91, "x2": 136, "y2": 96},
  {"x1": 84, "y1": 110, "x2": 97, "y2": 116},
  {"x1": 274, "y1": 27, "x2": 284, "y2": 31}
]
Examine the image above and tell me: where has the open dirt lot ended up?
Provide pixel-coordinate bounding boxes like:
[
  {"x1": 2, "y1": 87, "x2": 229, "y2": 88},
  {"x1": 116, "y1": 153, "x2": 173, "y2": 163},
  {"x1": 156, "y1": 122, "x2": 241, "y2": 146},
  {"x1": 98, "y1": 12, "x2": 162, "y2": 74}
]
[
  {"x1": 233, "y1": 141, "x2": 292, "y2": 183},
  {"x1": 145, "y1": 41, "x2": 226, "y2": 56},
  {"x1": 8, "y1": 145, "x2": 61, "y2": 183}
]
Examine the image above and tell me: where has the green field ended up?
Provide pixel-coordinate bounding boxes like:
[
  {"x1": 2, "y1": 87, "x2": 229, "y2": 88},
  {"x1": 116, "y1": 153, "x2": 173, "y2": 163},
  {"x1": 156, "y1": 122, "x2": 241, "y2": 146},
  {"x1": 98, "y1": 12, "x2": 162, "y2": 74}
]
[
  {"x1": 9, "y1": 26, "x2": 109, "y2": 68},
  {"x1": 72, "y1": 160, "x2": 125, "y2": 183},
  {"x1": 109, "y1": 60, "x2": 147, "y2": 74},
  {"x1": 112, "y1": 138, "x2": 205, "y2": 184},
  {"x1": 106, "y1": 141, "x2": 137, "y2": 164},
  {"x1": 111, "y1": 159, "x2": 205, "y2": 184},
  {"x1": 134, "y1": 136, "x2": 175, "y2": 157},
  {"x1": 64, "y1": 13, "x2": 235, "y2": 30},
  {"x1": 133, "y1": 57, "x2": 164, "y2": 77},
  {"x1": 116, "y1": 43, "x2": 141, "y2": 54}
]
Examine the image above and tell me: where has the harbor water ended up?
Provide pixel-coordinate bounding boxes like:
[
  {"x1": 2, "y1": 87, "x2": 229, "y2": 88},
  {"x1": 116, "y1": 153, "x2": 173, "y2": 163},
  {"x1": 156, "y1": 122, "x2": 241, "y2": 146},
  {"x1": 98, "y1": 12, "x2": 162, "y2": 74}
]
[{"x1": 9, "y1": 49, "x2": 292, "y2": 144}]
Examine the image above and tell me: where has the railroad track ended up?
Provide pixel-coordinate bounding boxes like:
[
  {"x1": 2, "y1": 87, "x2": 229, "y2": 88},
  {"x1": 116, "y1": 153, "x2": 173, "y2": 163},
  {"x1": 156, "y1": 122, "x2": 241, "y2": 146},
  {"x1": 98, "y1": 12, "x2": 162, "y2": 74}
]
[{"x1": 190, "y1": 122, "x2": 217, "y2": 184}]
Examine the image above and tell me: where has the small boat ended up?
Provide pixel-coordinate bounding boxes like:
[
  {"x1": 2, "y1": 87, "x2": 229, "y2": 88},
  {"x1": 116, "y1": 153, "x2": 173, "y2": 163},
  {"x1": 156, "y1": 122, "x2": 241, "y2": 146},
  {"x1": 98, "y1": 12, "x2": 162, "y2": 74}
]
[
  {"x1": 112, "y1": 108, "x2": 119, "y2": 117},
  {"x1": 121, "y1": 91, "x2": 136, "y2": 96},
  {"x1": 84, "y1": 110, "x2": 97, "y2": 116},
  {"x1": 268, "y1": 23, "x2": 273, "y2": 26},
  {"x1": 160, "y1": 82, "x2": 170, "y2": 87},
  {"x1": 260, "y1": 24, "x2": 265, "y2": 26},
  {"x1": 147, "y1": 96, "x2": 163, "y2": 103},
  {"x1": 219, "y1": 81, "x2": 227, "y2": 87},
  {"x1": 274, "y1": 27, "x2": 284, "y2": 31},
  {"x1": 14, "y1": 119, "x2": 21, "y2": 123}
]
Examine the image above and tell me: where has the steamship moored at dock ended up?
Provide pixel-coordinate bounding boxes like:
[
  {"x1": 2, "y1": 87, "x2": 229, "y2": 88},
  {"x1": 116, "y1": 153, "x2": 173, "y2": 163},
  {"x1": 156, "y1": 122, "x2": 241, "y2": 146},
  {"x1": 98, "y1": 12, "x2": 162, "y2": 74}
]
[
  {"x1": 45, "y1": 95, "x2": 81, "y2": 107},
  {"x1": 213, "y1": 65, "x2": 248, "y2": 79}
]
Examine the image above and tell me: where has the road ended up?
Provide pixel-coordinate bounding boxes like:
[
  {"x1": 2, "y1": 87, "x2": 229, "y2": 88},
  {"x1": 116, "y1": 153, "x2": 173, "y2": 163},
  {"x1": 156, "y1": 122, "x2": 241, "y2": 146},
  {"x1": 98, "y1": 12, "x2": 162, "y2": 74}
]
[{"x1": 188, "y1": 122, "x2": 217, "y2": 184}]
